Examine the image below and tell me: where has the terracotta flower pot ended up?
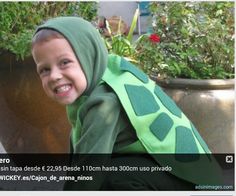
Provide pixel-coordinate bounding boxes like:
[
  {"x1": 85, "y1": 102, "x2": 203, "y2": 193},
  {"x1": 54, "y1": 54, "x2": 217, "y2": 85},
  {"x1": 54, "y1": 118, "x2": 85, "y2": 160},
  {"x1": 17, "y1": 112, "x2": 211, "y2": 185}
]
[{"x1": 0, "y1": 53, "x2": 71, "y2": 153}]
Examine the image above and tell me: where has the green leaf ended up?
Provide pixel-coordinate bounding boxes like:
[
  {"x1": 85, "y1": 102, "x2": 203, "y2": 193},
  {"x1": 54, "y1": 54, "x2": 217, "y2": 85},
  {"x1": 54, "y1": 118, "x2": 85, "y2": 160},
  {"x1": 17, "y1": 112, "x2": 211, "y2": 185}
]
[{"x1": 127, "y1": 9, "x2": 139, "y2": 42}]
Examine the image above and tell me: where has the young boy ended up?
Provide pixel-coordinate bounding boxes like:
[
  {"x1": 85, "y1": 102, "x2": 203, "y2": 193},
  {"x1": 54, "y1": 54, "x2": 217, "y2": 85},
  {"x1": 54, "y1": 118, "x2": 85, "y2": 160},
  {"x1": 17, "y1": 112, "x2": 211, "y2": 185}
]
[{"x1": 32, "y1": 16, "x2": 222, "y2": 190}]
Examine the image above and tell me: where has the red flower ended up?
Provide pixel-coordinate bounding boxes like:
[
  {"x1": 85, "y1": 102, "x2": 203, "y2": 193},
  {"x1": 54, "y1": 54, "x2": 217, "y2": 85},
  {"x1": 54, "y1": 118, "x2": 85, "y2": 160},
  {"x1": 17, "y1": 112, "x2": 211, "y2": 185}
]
[{"x1": 149, "y1": 34, "x2": 160, "y2": 43}]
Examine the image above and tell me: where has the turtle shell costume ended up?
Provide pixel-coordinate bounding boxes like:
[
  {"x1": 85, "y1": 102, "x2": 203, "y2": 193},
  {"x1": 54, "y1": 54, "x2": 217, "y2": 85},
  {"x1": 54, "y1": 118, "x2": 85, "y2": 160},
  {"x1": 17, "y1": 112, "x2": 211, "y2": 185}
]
[{"x1": 35, "y1": 17, "x2": 222, "y2": 188}]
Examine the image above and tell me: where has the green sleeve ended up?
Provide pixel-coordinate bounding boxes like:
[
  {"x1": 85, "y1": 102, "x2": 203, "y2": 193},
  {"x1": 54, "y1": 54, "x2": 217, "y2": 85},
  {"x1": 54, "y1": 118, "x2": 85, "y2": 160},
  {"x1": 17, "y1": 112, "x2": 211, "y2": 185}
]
[
  {"x1": 73, "y1": 84, "x2": 137, "y2": 153},
  {"x1": 65, "y1": 84, "x2": 141, "y2": 190}
]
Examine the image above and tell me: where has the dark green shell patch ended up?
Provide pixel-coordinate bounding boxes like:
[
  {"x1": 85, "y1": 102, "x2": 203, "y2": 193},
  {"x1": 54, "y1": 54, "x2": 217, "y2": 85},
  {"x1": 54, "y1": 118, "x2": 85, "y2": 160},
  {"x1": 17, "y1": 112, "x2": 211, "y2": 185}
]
[
  {"x1": 190, "y1": 122, "x2": 211, "y2": 153},
  {"x1": 125, "y1": 84, "x2": 160, "y2": 116},
  {"x1": 120, "y1": 58, "x2": 149, "y2": 83},
  {"x1": 154, "y1": 86, "x2": 182, "y2": 118},
  {"x1": 149, "y1": 113, "x2": 173, "y2": 141},
  {"x1": 175, "y1": 126, "x2": 199, "y2": 154}
]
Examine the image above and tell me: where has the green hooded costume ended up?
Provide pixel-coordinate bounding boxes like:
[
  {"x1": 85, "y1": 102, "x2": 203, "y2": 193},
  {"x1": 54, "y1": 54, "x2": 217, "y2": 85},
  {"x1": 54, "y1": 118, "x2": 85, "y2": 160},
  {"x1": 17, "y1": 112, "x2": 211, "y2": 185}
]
[{"x1": 35, "y1": 17, "x2": 222, "y2": 189}]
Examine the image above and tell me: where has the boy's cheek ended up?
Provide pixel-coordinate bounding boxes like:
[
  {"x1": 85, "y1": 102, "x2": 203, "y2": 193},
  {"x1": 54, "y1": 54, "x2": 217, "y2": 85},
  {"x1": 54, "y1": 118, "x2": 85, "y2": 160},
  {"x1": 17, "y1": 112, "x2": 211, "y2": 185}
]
[{"x1": 42, "y1": 83, "x2": 51, "y2": 97}]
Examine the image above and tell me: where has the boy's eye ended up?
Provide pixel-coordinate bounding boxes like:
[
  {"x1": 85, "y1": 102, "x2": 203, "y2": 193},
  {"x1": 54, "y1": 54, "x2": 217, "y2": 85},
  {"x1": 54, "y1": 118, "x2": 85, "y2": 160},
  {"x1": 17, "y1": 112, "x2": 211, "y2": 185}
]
[
  {"x1": 38, "y1": 68, "x2": 50, "y2": 76},
  {"x1": 60, "y1": 59, "x2": 71, "y2": 67}
]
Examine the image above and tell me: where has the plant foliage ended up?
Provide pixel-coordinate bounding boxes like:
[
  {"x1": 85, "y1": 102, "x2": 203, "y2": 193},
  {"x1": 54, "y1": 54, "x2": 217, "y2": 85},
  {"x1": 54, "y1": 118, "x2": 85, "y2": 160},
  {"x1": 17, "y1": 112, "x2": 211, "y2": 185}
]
[
  {"x1": 101, "y1": 9, "x2": 139, "y2": 63},
  {"x1": 0, "y1": 2, "x2": 98, "y2": 60},
  {"x1": 135, "y1": 2, "x2": 234, "y2": 79}
]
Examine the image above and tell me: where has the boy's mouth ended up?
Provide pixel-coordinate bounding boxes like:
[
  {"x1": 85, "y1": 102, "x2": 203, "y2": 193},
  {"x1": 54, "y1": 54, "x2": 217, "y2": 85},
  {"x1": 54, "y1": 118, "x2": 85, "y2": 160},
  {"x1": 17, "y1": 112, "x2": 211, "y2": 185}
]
[{"x1": 54, "y1": 84, "x2": 72, "y2": 95}]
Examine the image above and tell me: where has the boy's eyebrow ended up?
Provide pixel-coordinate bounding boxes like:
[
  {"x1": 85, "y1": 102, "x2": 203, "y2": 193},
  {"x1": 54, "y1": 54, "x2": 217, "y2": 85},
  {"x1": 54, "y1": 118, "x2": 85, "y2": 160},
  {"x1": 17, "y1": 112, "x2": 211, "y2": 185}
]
[
  {"x1": 36, "y1": 53, "x2": 72, "y2": 69},
  {"x1": 57, "y1": 53, "x2": 73, "y2": 59},
  {"x1": 36, "y1": 62, "x2": 45, "y2": 68},
  {"x1": 36, "y1": 63, "x2": 47, "y2": 73}
]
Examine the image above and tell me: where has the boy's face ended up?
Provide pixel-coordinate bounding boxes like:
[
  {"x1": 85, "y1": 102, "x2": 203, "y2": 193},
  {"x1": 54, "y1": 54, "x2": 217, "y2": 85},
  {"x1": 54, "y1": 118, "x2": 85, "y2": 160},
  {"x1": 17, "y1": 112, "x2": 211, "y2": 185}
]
[{"x1": 32, "y1": 38, "x2": 87, "y2": 105}]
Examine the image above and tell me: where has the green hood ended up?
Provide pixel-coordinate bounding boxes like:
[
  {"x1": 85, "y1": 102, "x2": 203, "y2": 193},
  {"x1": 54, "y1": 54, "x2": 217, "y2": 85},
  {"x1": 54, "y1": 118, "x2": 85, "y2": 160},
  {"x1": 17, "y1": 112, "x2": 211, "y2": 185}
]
[{"x1": 35, "y1": 16, "x2": 108, "y2": 95}]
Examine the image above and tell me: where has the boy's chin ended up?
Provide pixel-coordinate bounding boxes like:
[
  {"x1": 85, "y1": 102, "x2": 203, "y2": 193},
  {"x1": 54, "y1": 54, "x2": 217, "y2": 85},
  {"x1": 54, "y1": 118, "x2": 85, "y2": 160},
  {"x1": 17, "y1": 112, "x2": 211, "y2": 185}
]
[
  {"x1": 56, "y1": 100, "x2": 75, "y2": 105},
  {"x1": 54, "y1": 98, "x2": 77, "y2": 105},
  {"x1": 49, "y1": 94, "x2": 79, "y2": 105}
]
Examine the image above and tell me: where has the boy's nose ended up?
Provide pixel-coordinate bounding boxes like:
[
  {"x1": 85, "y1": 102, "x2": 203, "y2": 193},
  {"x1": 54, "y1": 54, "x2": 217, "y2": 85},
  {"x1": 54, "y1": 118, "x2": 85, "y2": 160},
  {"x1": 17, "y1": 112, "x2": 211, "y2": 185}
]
[{"x1": 49, "y1": 68, "x2": 62, "y2": 81}]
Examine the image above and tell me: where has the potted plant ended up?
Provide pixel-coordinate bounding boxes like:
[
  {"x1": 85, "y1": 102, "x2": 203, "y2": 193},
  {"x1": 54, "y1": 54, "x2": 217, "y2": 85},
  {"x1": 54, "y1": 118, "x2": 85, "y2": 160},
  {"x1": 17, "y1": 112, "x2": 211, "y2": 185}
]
[
  {"x1": 99, "y1": 8, "x2": 140, "y2": 63},
  {"x1": 134, "y1": 2, "x2": 234, "y2": 153}
]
